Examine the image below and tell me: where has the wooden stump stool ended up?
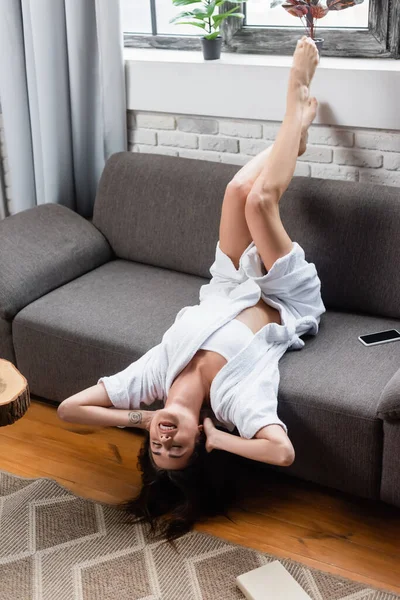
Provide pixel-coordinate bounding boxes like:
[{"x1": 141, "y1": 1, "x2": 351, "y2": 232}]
[{"x1": 0, "y1": 359, "x2": 30, "y2": 426}]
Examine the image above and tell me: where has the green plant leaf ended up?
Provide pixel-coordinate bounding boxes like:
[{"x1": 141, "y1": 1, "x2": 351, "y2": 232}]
[
  {"x1": 212, "y1": 6, "x2": 244, "y2": 22},
  {"x1": 204, "y1": 30, "x2": 220, "y2": 40},
  {"x1": 172, "y1": 0, "x2": 203, "y2": 6},
  {"x1": 170, "y1": 10, "x2": 199, "y2": 23},
  {"x1": 213, "y1": 11, "x2": 244, "y2": 24},
  {"x1": 192, "y1": 8, "x2": 209, "y2": 17},
  {"x1": 226, "y1": 4, "x2": 242, "y2": 13},
  {"x1": 206, "y1": 1, "x2": 217, "y2": 16},
  {"x1": 217, "y1": 5, "x2": 241, "y2": 16},
  {"x1": 173, "y1": 20, "x2": 207, "y2": 28}
]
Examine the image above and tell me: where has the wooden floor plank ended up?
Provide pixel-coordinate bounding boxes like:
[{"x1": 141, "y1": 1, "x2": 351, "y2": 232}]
[
  {"x1": 0, "y1": 400, "x2": 399, "y2": 595},
  {"x1": 0, "y1": 418, "x2": 140, "y2": 472},
  {"x1": 196, "y1": 519, "x2": 400, "y2": 595},
  {"x1": 235, "y1": 482, "x2": 400, "y2": 555},
  {"x1": 227, "y1": 509, "x2": 400, "y2": 586}
]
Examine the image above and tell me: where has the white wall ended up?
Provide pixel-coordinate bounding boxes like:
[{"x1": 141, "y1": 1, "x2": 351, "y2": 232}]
[
  {"x1": 2, "y1": 50, "x2": 400, "y2": 216},
  {"x1": 124, "y1": 48, "x2": 400, "y2": 188},
  {"x1": 125, "y1": 49, "x2": 400, "y2": 131}
]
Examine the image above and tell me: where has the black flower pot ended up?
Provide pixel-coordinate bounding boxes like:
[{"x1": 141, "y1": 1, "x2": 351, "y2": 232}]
[
  {"x1": 201, "y1": 36, "x2": 222, "y2": 61},
  {"x1": 314, "y1": 38, "x2": 324, "y2": 54}
]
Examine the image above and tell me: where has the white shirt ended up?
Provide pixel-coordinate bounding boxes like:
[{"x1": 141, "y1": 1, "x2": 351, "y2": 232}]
[{"x1": 98, "y1": 241, "x2": 325, "y2": 438}]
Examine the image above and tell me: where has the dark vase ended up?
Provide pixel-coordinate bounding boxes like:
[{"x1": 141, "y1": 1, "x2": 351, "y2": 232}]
[
  {"x1": 201, "y1": 36, "x2": 222, "y2": 60},
  {"x1": 314, "y1": 38, "x2": 324, "y2": 54}
]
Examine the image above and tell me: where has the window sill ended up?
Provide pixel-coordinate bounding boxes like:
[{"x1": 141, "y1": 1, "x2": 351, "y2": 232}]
[{"x1": 124, "y1": 48, "x2": 400, "y2": 131}]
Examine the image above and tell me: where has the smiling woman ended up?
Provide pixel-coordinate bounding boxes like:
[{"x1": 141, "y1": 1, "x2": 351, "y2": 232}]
[
  {"x1": 58, "y1": 38, "x2": 326, "y2": 542},
  {"x1": 149, "y1": 412, "x2": 200, "y2": 469}
]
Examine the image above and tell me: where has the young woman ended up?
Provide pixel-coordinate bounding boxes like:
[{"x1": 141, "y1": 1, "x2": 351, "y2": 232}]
[{"x1": 58, "y1": 37, "x2": 324, "y2": 540}]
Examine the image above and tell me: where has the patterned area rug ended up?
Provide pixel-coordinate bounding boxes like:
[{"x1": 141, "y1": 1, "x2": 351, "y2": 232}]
[{"x1": 0, "y1": 471, "x2": 398, "y2": 600}]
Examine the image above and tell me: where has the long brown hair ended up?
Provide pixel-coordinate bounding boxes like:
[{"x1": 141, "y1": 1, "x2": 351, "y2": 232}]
[{"x1": 122, "y1": 431, "x2": 237, "y2": 542}]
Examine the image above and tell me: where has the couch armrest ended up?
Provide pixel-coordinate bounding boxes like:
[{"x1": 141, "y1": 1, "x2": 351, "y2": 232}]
[
  {"x1": 0, "y1": 204, "x2": 113, "y2": 320},
  {"x1": 378, "y1": 368, "x2": 400, "y2": 420}
]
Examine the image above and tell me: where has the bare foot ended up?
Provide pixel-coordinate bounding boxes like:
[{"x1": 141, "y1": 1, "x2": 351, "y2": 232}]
[
  {"x1": 299, "y1": 96, "x2": 318, "y2": 156},
  {"x1": 291, "y1": 36, "x2": 319, "y2": 91}
]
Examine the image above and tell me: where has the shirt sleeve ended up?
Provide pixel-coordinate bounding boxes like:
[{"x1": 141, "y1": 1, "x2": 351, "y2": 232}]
[
  {"x1": 252, "y1": 242, "x2": 325, "y2": 323},
  {"x1": 97, "y1": 343, "x2": 166, "y2": 409},
  {"x1": 232, "y1": 368, "x2": 288, "y2": 439}
]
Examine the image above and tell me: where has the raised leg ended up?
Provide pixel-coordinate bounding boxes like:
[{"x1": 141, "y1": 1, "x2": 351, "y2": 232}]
[
  {"x1": 244, "y1": 37, "x2": 319, "y2": 272},
  {"x1": 219, "y1": 40, "x2": 318, "y2": 270}
]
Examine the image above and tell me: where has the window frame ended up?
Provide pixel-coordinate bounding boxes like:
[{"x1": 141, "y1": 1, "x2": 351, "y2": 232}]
[{"x1": 123, "y1": 0, "x2": 399, "y2": 59}]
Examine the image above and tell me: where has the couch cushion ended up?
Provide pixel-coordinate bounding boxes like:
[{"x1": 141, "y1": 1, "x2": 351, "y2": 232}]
[
  {"x1": 0, "y1": 317, "x2": 15, "y2": 364},
  {"x1": 0, "y1": 204, "x2": 112, "y2": 320},
  {"x1": 13, "y1": 260, "x2": 207, "y2": 402},
  {"x1": 277, "y1": 311, "x2": 400, "y2": 499}
]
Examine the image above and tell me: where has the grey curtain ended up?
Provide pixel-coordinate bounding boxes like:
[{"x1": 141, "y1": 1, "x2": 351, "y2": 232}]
[
  {"x1": 0, "y1": 158, "x2": 6, "y2": 220},
  {"x1": 0, "y1": 0, "x2": 127, "y2": 218}
]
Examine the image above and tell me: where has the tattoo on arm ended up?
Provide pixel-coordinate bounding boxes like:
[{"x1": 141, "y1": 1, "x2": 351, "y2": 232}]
[{"x1": 128, "y1": 411, "x2": 142, "y2": 425}]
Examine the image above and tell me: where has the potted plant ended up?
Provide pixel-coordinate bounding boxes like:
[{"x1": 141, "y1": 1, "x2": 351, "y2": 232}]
[
  {"x1": 171, "y1": 0, "x2": 246, "y2": 60},
  {"x1": 271, "y1": 0, "x2": 365, "y2": 53}
]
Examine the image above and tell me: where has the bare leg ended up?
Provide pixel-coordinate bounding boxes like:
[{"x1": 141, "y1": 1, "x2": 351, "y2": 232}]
[
  {"x1": 233, "y1": 98, "x2": 317, "y2": 188},
  {"x1": 250, "y1": 37, "x2": 318, "y2": 200},
  {"x1": 219, "y1": 63, "x2": 317, "y2": 269},
  {"x1": 244, "y1": 37, "x2": 319, "y2": 272}
]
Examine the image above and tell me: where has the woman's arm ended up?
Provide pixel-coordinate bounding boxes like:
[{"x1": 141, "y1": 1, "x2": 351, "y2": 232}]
[
  {"x1": 57, "y1": 383, "x2": 154, "y2": 430},
  {"x1": 203, "y1": 418, "x2": 294, "y2": 467}
]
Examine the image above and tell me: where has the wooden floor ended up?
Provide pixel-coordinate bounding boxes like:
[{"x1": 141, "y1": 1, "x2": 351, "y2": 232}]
[{"x1": 1, "y1": 400, "x2": 399, "y2": 595}]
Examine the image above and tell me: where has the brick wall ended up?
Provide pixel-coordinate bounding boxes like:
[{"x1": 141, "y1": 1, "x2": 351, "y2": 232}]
[
  {"x1": 128, "y1": 111, "x2": 400, "y2": 187},
  {"x1": 1, "y1": 109, "x2": 400, "y2": 217}
]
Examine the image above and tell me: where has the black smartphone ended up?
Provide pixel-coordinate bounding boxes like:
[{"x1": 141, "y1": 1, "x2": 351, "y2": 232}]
[{"x1": 358, "y1": 329, "x2": 400, "y2": 347}]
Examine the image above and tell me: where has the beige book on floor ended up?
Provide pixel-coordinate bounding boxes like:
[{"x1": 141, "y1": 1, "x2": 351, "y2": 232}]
[{"x1": 236, "y1": 561, "x2": 312, "y2": 600}]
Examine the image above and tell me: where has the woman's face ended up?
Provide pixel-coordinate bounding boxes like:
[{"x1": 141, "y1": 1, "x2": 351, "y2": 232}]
[{"x1": 149, "y1": 407, "x2": 202, "y2": 470}]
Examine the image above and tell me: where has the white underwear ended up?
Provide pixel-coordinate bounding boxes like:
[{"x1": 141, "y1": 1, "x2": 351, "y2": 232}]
[{"x1": 199, "y1": 318, "x2": 255, "y2": 362}]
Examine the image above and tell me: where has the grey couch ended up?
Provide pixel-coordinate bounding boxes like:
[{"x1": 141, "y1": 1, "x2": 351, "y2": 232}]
[{"x1": 1, "y1": 152, "x2": 400, "y2": 508}]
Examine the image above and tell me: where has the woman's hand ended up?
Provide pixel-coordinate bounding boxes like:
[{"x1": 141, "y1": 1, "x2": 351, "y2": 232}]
[{"x1": 203, "y1": 417, "x2": 219, "y2": 453}]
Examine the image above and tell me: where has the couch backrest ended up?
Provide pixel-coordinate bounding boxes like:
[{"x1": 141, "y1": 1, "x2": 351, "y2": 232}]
[
  {"x1": 93, "y1": 152, "x2": 400, "y2": 319},
  {"x1": 279, "y1": 176, "x2": 400, "y2": 319},
  {"x1": 93, "y1": 152, "x2": 236, "y2": 279}
]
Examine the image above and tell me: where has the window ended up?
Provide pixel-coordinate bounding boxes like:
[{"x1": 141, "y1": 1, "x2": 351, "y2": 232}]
[
  {"x1": 121, "y1": 0, "x2": 197, "y2": 35},
  {"x1": 245, "y1": 1, "x2": 369, "y2": 29},
  {"x1": 122, "y1": 0, "x2": 399, "y2": 59},
  {"x1": 121, "y1": 0, "x2": 151, "y2": 34}
]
